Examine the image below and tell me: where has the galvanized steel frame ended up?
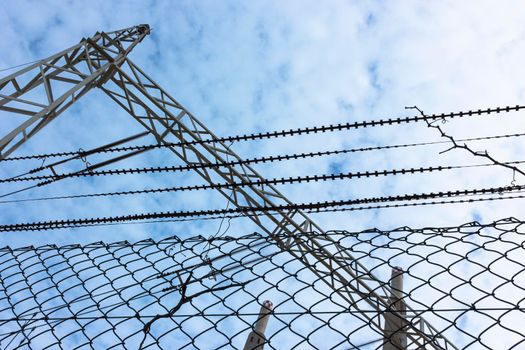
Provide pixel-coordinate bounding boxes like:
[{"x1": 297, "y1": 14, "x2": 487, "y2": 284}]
[{"x1": 0, "y1": 24, "x2": 150, "y2": 159}]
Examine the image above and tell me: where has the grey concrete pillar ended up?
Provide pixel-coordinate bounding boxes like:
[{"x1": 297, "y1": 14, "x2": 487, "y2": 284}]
[
  {"x1": 243, "y1": 300, "x2": 273, "y2": 350},
  {"x1": 383, "y1": 267, "x2": 407, "y2": 350}
]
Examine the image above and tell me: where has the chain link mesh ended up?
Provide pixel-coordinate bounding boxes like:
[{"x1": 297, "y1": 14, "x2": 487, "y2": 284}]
[{"x1": 1, "y1": 217, "x2": 525, "y2": 349}]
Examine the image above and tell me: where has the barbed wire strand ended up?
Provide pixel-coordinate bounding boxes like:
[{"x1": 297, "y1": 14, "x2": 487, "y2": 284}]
[
  {"x1": 3, "y1": 157, "x2": 525, "y2": 186},
  {"x1": 4, "y1": 129, "x2": 524, "y2": 189},
  {"x1": 1, "y1": 160, "x2": 524, "y2": 203},
  {"x1": 2, "y1": 189, "x2": 525, "y2": 232},
  {"x1": 2, "y1": 104, "x2": 523, "y2": 164}
]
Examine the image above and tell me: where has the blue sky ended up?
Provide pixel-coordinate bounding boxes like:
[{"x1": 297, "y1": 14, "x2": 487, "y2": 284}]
[
  {"x1": 1, "y1": 1, "x2": 525, "y2": 248},
  {"x1": 2, "y1": 1, "x2": 525, "y2": 348}
]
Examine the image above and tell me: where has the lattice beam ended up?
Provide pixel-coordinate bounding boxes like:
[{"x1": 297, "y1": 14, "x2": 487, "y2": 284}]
[{"x1": 0, "y1": 24, "x2": 150, "y2": 159}]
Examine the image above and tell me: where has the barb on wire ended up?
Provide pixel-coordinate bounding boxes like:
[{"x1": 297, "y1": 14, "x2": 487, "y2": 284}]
[
  {"x1": 5, "y1": 158, "x2": 525, "y2": 186},
  {"x1": 1, "y1": 184, "x2": 524, "y2": 231},
  {"x1": 1, "y1": 160, "x2": 523, "y2": 203},
  {"x1": 2, "y1": 104, "x2": 523, "y2": 163},
  {"x1": 407, "y1": 105, "x2": 525, "y2": 179},
  {"x1": 6, "y1": 131, "x2": 525, "y2": 186}
]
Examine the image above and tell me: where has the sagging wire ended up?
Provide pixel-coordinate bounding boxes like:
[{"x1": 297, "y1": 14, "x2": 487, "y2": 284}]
[
  {"x1": 202, "y1": 141, "x2": 236, "y2": 279},
  {"x1": 407, "y1": 105, "x2": 525, "y2": 179}
]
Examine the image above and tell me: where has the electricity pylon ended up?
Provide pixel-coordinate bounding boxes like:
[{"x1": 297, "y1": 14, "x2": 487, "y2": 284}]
[{"x1": 0, "y1": 24, "x2": 456, "y2": 349}]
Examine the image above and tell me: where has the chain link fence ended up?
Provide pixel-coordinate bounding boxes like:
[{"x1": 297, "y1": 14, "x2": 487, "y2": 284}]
[{"x1": 1, "y1": 217, "x2": 525, "y2": 349}]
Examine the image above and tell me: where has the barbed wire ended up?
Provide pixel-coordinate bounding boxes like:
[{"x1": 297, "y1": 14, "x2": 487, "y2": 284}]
[
  {"x1": 0, "y1": 158, "x2": 522, "y2": 203},
  {"x1": 3, "y1": 157, "x2": 525, "y2": 186},
  {"x1": 3, "y1": 129, "x2": 523, "y2": 191},
  {"x1": 1, "y1": 187, "x2": 524, "y2": 231},
  {"x1": 1, "y1": 104, "x2": 522, "y2": 163},
  {"x1": 51, "y1": 191, "x2": 525, "y2": 231},
  {"x1": 0, "y1": 165, "x2": 521, "y2": 206}
]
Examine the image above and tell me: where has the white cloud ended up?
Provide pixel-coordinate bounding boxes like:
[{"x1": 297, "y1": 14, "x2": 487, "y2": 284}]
[{"x1": 2, "y1": 1, "x2": 525, "y2": 348}]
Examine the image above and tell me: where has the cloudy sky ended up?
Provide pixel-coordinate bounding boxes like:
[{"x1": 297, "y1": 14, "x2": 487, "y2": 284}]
[
  {"x1": 2, "y1": 1, "x2": 525, "y2": 348},
  {"x1": 2, "y1": 0, "x2": 525, "y2": 247}
]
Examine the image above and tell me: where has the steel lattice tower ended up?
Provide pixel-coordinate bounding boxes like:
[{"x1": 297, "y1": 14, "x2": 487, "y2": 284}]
[{"x1": 0, "y1": 24, "x2": 457, "y2": 349}]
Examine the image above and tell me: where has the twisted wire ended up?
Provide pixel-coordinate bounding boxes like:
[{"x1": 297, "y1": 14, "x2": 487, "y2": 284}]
[{"x1": 411, "y1": 105, "x2": 525, "y2": 178}]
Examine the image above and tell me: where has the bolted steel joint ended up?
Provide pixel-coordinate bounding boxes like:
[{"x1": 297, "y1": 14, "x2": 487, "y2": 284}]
[{"x1": 138, "y1": 24, "x2": 151, "y2": 35}]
